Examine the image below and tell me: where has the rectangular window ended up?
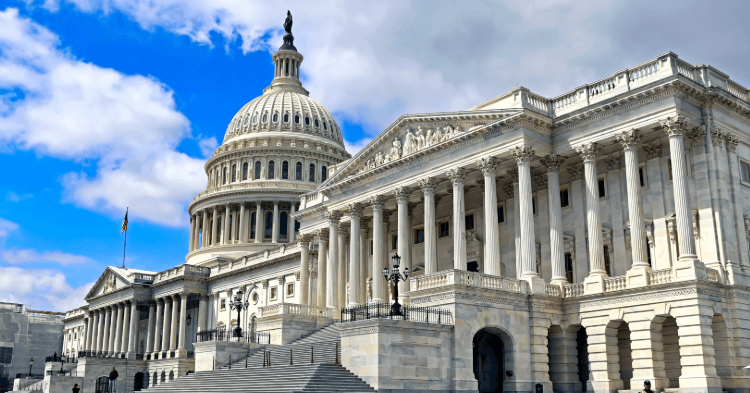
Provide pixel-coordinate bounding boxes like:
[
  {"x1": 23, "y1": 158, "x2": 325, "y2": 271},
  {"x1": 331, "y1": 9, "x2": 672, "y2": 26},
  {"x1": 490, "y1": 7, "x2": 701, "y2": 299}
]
[
  {"x1": 497, "y1": 206, "x2": 505, "y2": 223},
  {"x1": 370, "y1": 240, "x2": 374, "y2": 255},
  {"x1": 220, "y1": 299, "x2": 226, "y2": 311},
  {"x1": 439, "y1": 221, "x2": 450, "y2": 237},
  {"x1": 741, "y1": 160, "x2": 750, "y2": 183},
  {"x1": 392, "y1": 235, "x2": 398, "y2": 250},
  {"x1": 603, "y1": 245, "x2": 611, "y2": 276},
  {"x1": 287, "y1": 283, "x2": 294, "y2": 296},
  {"x1": 560, "y1": 188, "x2": 570, "y2": 208},
  {"x1": 270, "y1": 287, "x2": 278, "y2": 301},
  {"x1": 639, "y1": 166, "x2": 646, "y2": 187},
  {"x1": 598, "y1": 178, "x2": 606, "y2": 198},
  {"x1": 414, "y1": 228, "x2": 425, "y2": 244},
  {"x1": 564, "y1": 252, "x2": 574, "y2": 283},
  {"x1": 532, "y1": 197, "x2": 537, "y2": 215},
  {"x1": 465, "y1": 214, "x2": 474, "y2": 230}
]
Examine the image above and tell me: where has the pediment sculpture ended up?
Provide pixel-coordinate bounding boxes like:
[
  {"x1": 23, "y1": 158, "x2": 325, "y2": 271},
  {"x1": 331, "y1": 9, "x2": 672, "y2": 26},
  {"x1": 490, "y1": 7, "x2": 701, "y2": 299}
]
[{"x1": 359, "y1": 125, "x2": 462, "y2": 173}]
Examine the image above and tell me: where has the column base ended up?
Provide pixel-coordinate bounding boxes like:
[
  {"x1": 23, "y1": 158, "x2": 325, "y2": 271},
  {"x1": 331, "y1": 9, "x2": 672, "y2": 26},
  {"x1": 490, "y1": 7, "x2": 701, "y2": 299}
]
[
  {"x1": 672, "y1": 257, "x2": 706, "y2": 281},
  {"x1": 525, "y1": 276, "x2": 547, "y2": 295},
  {"x1": 625, "y1": 266, "x2": 652, "y2": 288},
  {"x1": 583, "y1": 274, "x2": 606, "y2": 295}
]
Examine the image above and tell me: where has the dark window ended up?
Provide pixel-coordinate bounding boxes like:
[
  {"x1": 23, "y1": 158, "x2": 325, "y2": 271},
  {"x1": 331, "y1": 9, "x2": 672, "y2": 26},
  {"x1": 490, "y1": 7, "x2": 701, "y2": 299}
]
[
  {"x1": 314, "y1": 119, "x2": 319, "y2": 128},
  {"x1": 323, "y1": 122, "x2": 327, "y2": 130},
  {"x1": 415, "y1": 228, "x2": 425, "y2": 244},
  {"x1": 532, "y1": 197, "x2": 537, "y2": 214},
  {"x1": 243, "y1": 117, "x2": 248, "y2": 126},
  {"x1": 282, "y1": 161, "x2": 289, "y2": 179},
  {"x1": 565, "y1": 252, "x2": 574, "y2": 283},
  {"x1": 440, "y1": 221, "x2": 450, "y2": 237},
  {"x1": 262, "y1": 113, "x2": 268, "y2": 123},
  {"x1": 280, "y1": 212, "x2": 288, "y2": 240},
  {"x1": 252, "y1": 114, "x2": 258, "y2": 124},
  {"x1": 272, "y1": 113, "x2": 278, "y2": 122},
  {"x1": 603, "y1": 245, "x2": 611, "y2": 275},
  {"x1": 305, "y1": 116, "x2": 310, "y2": 126},
  {"x1": 283, "y1": 114, "x2": 289, "y2": 123},
  {"x1": 467, "y1": 261, "x2": 479, "y2": 272},
  {"x1": 223, "y1": 167, "x2": 227, "y2": 184},
  {"x1": 294, "y1": 221, "x2": 300, "y2": 232},
  {"x1": 321, "y1": 166, "x2": 327, "y2": 181},
  {"x1": 741, "y1": 161, "x2": 750, "y2": 183},
  {"x1": 561, "y1": 188, "x2": 570, "y2": 208},
  {"x1": 497, "y1": 206, "x2": 505, "y2": 223},
  {"x1": 639, "y1": 166, "x2": 645, "y2": 187},
  {"x1": 598, "y1": 178, "x2": 606, "y2": 198},
  {"x1": 295, "y1": 115, "x2": 300, "y2": 124},
  {"x1": 465, "y1": 214, "x2": 474, "y2": 230},
  {"x1": 668, "y1": 159, "x2": 673, "y2": 181},
  {"x1": 309, "y1": 164, "x2": 315, "y2": 182},
  {"x1": 242, "y1": 162, "x2": 248, "y2": 180},
  {"x1": 0, "y1": 347, "x2": 12, "y2": 363},
  {"x1": 370, "y1": 240, "x2": 374, "y2": 255},
  {"x1": 231, "y1": 164, "x2": 237, "y2": 182},
  {"x1": 646, "y1": 240, "x2": 652, "y2": 267},
  {"x1": 295, "y1": 162, "x2": 302, "y2": 180},
  {"x1": 255, "y1": 161, "x2": 261, "y2": 180},
  {"x1": 392, "y1": 235, "x2": 398, "y2": 250},
  {"x1": 265, "y1": 212, "x2": 273, "y2": 239},
  {"x1": 268, "y1": 161, "x2": 275, "y2": 179},
  {"x1": 250, "y1": 212, "x2": 256, "y2": 238}
]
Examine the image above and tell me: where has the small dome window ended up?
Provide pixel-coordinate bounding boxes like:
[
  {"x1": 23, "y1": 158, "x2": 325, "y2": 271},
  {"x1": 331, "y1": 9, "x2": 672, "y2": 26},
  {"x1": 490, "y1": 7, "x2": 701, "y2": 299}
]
[
  {"x1": 272, "y1": 113, "x2": 278, "y2": 122},
  {"x1": 243, "y1": 117, "x2": 249, "y2": 126},
  {"x1": 314, "y1": 119, "x2": 319, "y2": 128},
  {"x1": 262, "y1": 113, "x2": 268, "y2": 123},
  {"x1": 323, "y1": 122, "x2": 327, "y2": 130},
  {"x1": 305, "y1": 116, "x2": 310, "y2": 126},
  {"x1": 252, "y1": 114, "x2": 258, "y2": 124},
  {"x1": 284, "y1": 114, "x2": 289, "y2": 123},
  {"x1": 294, "y1": 115, "x2": 300, "y2": 124}
]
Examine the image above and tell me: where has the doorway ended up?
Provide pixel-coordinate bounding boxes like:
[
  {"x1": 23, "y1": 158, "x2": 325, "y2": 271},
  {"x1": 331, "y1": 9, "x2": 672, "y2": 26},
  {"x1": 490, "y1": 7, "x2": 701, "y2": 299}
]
[{"x1": 473, "y1": 328, "x2": 511, "y2": 393}]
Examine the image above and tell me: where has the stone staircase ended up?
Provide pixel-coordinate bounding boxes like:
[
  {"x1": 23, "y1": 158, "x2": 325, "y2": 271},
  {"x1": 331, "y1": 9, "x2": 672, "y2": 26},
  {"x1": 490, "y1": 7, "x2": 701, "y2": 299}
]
[{"x1": 143, "y1": 324, "x2": 374, "y2": 393}]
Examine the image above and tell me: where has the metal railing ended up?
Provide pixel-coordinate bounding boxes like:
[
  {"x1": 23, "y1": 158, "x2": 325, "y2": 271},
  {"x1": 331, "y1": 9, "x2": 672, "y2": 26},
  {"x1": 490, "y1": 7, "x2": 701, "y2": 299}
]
[
  {"x1": 341, "y1": 302, "x2": 453, "y2": 325},
  {"x1": 197, "y1": 328, "x2": 270, "y2": 344},
  {"x1": 45, "y1": 355, "x2": 77, "y2": 363}
]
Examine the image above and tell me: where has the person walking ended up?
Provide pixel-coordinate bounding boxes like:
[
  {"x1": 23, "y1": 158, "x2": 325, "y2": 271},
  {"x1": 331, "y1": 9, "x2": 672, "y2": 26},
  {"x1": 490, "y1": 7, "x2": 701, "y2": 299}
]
[
  {"x1": 72, "y1": 383, "x2": 80, "y2": 393},
  {"x1": 108, "y1": 367, "x2": 119, "y2": 393}
]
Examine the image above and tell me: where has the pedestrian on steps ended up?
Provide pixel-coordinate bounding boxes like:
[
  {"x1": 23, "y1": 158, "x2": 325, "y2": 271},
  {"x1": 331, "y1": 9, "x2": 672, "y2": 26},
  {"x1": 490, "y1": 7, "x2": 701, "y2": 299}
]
[
  {"x1": 108, "y1": 367, "x2": 118, "y2": 393},
  {"x1": 72, "y1": 383, "x2": 80, "y2": 393}
]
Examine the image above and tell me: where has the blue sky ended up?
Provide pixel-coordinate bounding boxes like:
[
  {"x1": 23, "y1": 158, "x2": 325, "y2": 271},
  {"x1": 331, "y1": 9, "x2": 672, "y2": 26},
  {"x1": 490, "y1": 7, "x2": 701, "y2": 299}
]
[{"x1": 1, "y1": 0, "x2": 748, "y2": 311}]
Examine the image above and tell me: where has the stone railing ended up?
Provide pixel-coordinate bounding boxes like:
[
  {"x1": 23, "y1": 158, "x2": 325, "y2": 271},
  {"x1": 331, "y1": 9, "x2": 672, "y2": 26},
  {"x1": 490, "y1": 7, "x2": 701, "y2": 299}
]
[
  {"x1": 604, "y1": 276, "x2": 627, "y2": 293},
  {"x1": 133, "y1": 273, "x2": 155, "y2": 284},
  {"x1": 545, "y1": 284, "x2": 561, "y2": 297},
  {"x1": 153, "y1": 264, "x2": 210, "y2": 284},
  {"x1": 706, "y1": 268, "x2": 721, "y2": 282},
  {"x1": 563, "y1": 283, "x2": 584, "y2": 298},
  {"x1": 258, "y1": 303, "x2": 335, "y2": 319},
  {"x1": 410, "y1": 269, "x2": 526, "y2": 294},
  {"x1": 648, "y1": 268, "x2": 673, "y2": 285}
]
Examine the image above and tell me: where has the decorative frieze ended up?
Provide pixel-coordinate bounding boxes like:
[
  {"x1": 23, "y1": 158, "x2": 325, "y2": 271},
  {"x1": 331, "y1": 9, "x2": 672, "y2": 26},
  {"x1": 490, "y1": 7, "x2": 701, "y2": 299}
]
[
  {"x1": 566, "y1": 163, "x2": 583, "y2": 181},
  {"x1": 603, "y1": 153, "x2": 620, "y2": 171},
  {"x1": 540, "y1": 154, "x2": 565, "y2": 172},
  {"x1": 643, "y1": 140, "x2": 662, "y2": 159}
]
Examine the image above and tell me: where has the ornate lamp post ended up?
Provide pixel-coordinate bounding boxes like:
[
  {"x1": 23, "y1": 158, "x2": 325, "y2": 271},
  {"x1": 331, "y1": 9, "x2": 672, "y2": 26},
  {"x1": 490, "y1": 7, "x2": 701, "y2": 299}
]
[
  {"x1": 230, "y1": 290, "x2": 249, "y2": 338},
  {"x1": 382, "y1": 254, "x2": 410, "y2": 316},
  {"x1": 186, "y1": 314, "x2": 192, "y2": 327},
  {"x1": 27, "y1": 358, "x2": 33, "y2": 378}
]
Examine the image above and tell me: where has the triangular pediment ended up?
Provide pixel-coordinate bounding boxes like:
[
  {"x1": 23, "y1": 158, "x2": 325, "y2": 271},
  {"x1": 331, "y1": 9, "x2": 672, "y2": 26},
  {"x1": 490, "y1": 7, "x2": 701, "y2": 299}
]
[
  {"x1": 85, "y1": 267, "x2": 132, "y2": 300},
  {"x1": 322, "y1": 109, "x2": 524, "y2": 188}
]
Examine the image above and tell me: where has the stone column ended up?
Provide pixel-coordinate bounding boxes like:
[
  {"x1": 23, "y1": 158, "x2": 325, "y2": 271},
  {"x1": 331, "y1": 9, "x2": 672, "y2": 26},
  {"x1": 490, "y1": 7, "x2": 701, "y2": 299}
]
[
  {"x1": 92, "y1": 311, "x2": 101, "y2": 352},
  {"x1": 661, "y1": 116, "x2": 698, "y2": 261},
  {"x1": 146, "y1": 301, "x2": 156, "y2": 353},
  {"x1": 85, "y1": 313, "x2": 94, "y2": 351},
  {"x1": 542, "y1": 155, "x2": 567, "y2": 284},
  {"x1": 616, "y1": 130, "x2": 650, "y2": 272},
  {"x1": 348, "y1": 204, "x2": 362, "y2": 306},
  {"x1": 395, "y1": 188, "x2": 409, "y2": 302},
  {"x1": 289, "y1": 203, "x2": 297, "y2": 242},
  {"x1": 153, "y1": 299, "x2": 164, "y2": 354},
  {"x1": 272, "y1": 200, "x2": 280, "y2": 243},
  {"x1": 189, "y1": 214, "x2": 196, "y2": 251},
  {"x1": 337, "y1": 226, "x2": 348, "y2": 308},
  {"x1": 405, "y1": 204, "x2": 414, "y2": 293},
  {"x1": 726, "y1": 135, "x2": 750, "y2": 268},
  {"x1": 211, "y1": 205, "x2": 218, "y2": 246},
  {"x1": 255, "y1": 202, "x2": 263, "y2": 243},
  {"x1": 512, "y1": 146, "x2": 539, "y2": 278},
  {"x1": 447, "y1": 167, "x2": 467, "y2": 270},
  {"x1": 577, "y1": 143, "x2": 607, "y2": 277},
  {"x1": 479, "y1": 157, "x2": 501, "y2": 275},
  {"x1": 316, "y1": 230, "x2": 329, "y2": 308},
  {"x1": 325, "y1": 211, "x2": 341, "y2": 309},
  {"x1": 177, "y1": 292, "x2": 188, "y2": 351},
  {"x1": 238, "y1": 203, "x2": 246, "y2": 243},
  {"x1": 232, "y1": 208, "x2": 239, "y2": 243},
  {"x1": 359, "y1": 222, "x2": 369, "y2": 303},
  {"x1": 127, "y1": 301, "x2": 139, "y2": 354},
  {"x1": 161, "y1": 298, "x2": 172, "y2": 351},
  {"x1": 120, "y1": 303, "x2": 130, "y2": 354},
  {"x1": 382, "y1": 210, "x2": 392, "y2": 300},
  {"x1": 222, "y1": 204, "x2": 231, "y2": 244},
  {"x1": 169, "y1": 295, "x2": 179, "y2": 350},
  {"x1": 371, "y1": 196, "x2": 385, "y2": 302},
  {"x1": 201, "y1": 210, "x2": 209, "y2": 248},
  {"x1": 508, "y1": 169, "x2": 521, "y2": 279},
  {"x1": 197, "y1": 294, "x2": 208, "y2": 333},
  {"x1": 102, "y1": 306, "x2": 112, "y2": 354},
  {"x1": 299, "y1": 236, "x2": 311, "y2": 305},
  {"x1": 418, "y1": 178, "x2": 438, "y2": 274},
  {"x1": 113, "y1": 303, "x2": 124, "y2": 354}
]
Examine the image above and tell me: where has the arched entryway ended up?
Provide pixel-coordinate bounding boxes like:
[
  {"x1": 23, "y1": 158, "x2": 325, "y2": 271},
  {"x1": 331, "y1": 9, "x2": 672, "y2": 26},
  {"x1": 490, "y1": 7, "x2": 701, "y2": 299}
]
[
  {"x1": 134, "y1": 372, "x2": 144, "y2": 391},
  {"x1": 712, "y1": 314, "x2": 732, "y2": 382},
  {"x1": 547, "y1": 325, "x2": 589, "y2": 393},
  {"x1": 95, "y1": 376, "x2": 110, "y2": 393},
  {"x1": 651, "y1": 315, "x2": 681, "y2": 389},
  {"x1": 616, "y1": 322, "x2": 633, "y2": 390},
  {"x1": 473, "y1": 328, "x2": 513, "y2": 393}
]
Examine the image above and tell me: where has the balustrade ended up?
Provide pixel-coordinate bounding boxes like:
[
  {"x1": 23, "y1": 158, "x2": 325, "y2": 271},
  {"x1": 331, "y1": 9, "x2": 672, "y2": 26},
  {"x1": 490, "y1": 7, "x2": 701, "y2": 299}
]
[
  {"x1": 604, "y1": 276, "x2": 627, "y2": 292},
  {"x1": 409, "y1": 269, "x2": 525, "y2": 294},
  {"x1": 563, "y1": 283, "x2": 584, "y2": 298},
  {"x1": 648, "y1": 268, "x2": 673, "y2": 285}
]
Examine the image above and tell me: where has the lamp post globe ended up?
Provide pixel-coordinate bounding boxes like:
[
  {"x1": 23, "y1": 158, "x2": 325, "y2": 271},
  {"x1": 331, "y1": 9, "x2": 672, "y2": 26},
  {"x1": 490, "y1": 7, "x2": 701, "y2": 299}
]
[
  {"x1": 230, "y1": 290, "x2": 250, "y2": 339},
  {"x1": 28, "y1": 357, "x2": 33, "y2": 378},
  {"x1": 384, "y1": 254, "x2": 408, "y2": 316}
]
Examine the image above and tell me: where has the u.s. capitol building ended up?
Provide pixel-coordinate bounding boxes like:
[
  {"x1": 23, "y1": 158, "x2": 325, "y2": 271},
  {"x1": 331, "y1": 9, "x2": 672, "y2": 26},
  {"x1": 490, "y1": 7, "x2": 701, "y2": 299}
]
[{"x1": 44, "y1": 14, "x2": 750, "y2": 393}]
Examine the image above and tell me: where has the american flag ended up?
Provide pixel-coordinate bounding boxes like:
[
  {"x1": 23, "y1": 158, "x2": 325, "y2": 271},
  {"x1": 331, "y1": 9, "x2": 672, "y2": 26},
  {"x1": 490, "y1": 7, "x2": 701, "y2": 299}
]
[{"x1": 121, "y1": 209, "x2": 128, "y2": 233}]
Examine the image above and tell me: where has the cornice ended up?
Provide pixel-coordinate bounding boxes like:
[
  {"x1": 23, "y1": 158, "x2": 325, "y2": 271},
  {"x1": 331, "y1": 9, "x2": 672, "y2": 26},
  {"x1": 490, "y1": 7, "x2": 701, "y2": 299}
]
[{"x1": 208, "y1": 250, "x2": 303, "y2": 283}]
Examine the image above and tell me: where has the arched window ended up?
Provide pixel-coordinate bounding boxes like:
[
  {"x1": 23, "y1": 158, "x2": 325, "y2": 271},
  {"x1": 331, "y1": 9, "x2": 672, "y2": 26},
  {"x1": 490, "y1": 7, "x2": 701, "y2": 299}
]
[
  {"x1": 252, "y1": 114, "x2": 258, "y2": 124},
  {"x1": 272, "y1": 113, "x2": 278, "y2": 122},
  {"x1": 268, "y1": 161, "x2": 275, "y2": 179},
  {"x1": 243, "y1": 117, "x2": 249, "y2": 126},
  {"x1": 280, "y1": 212, "x2": 288, "y2": 240},
  {"x1": 264, "y1": 211, "x2": 273, "y2": 239},
  {"x1": 231, "y1": 164, "x2": 237, "y2": 182},
  {"x1": 314, "y1": 119, "x2": 319, "y2": 128},
  {"x1": 283, "y1": 114, "x2": 289, "y2": 123},
  {"x1": 255, "y1": 161, "x2": 261, "y2": 180},
  {"x1": 305, "y1": 116, "x2": 310, "y2": 126},
  {"x1": 309, "y1": 164, "x2": 315, "y2": 182},
  {"x1": 295, "y1": 162, "x2": 302, "y2": 180},
  {"x1": 223, "y1": 167, "x2": 228, "y2": 184},
  {"x1": 321, "y1": 166, "x2": 328, "y2": 182},
  {"x1": 242, "y1": 162, "x2": 248, "y2": 180},
  {"x1": 282, "y1": 161, "x2": 289, "y2": 179},
  {"x1": 250, "y1": 212, "x2": 256, "y2": 239},
  {"x1": 294, "y1": 115, "x2": 300, "y2": 124},
  {"x1": 323, "y1": 122, "x2": 327, "y2": 130},
  {"x1": 262, "y1": 113, "x2": 268, "y2": 123}
]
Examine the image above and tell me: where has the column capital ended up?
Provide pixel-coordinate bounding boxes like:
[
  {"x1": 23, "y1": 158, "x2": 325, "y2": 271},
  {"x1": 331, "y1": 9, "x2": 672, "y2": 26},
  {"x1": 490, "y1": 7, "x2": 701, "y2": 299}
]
[
  {"x1": 370, "y1": 195, "x2": 385, "y2": 209},
  {"x1": 576, "y1": 142, "x2": 600, "y2": 162},
  {"x1": 566, "y1": 163, "x2": 583, "y2": 181},
  {"x1": 178, "y1": 291, "x2": 190, "y2": 299},
  {"x1": 297, "y1": 234, "x2": 312, "y2": 246},
  {"x1": 148, "y1": 300, "x2": 157, "y2": 307},
  {"x1": 615, "y1": 129, "x2": 643, "y2": 150},
  {"x1": 316, "y1": 228, "x2": 330, "y2": 242},
  {"x1": 446, "y1": 167, "x2": 466, "y2": 185},
  {"x1": 503, "y1": 183, "x2": 514, "y2": 199},
  {"x1": 212, "y1": 205, "x2": 218, "y2": 212},
  {"x1": 511, "y1": 145, "x2": 535, "y2": 164},
  {"x1": 324, "y1": 210, "x2": 342, "y2": 223},
  {"x1": 660, "y1": 115, "x2": 689, "y2": 137},
  {"x1": 261, "y1": 279, "x2": 269, "y2": 288},
  {"x1": 478, "y1": 157, "x2": 498, "y2": 174},
  {"x1": 686, "y1": 126, "x2": 707, "y2": 148},
  {"x1": 273, "y1": 200, "x2": 280, "y2": 206},
  {"x1": 540, "y1": 154, "x2": 565, "y2": 172},
  {"x1": 347, "y1": 203, "x2": 363, "y2": 217},
  {"x1": 711, "y1": 126, "x2": 727, "y2": 147},
  {"x1": 726, "y1": 133, "x2": 739, "y2": 153},
  {"x1": 418, "y1": 177, "x2": 437, "y2": 194},
  {"x1": 277, "y1": 275, "x2": 286, "y2": 284},
  {"x1": 199, "y1": 294, "x2": 209, "y2": 301},
  {"x1": 393, "y1": 187, "x2": 409, "y2": 202},
  {"x1": 506, "y1": 167, "x2": 519, "y2": 182},
  {"x1": 643, "y1": 140, "x2": 662, "y2": 160},
  {"x1": 163, "y1": 296, "x2": 173, "y2": 304}
]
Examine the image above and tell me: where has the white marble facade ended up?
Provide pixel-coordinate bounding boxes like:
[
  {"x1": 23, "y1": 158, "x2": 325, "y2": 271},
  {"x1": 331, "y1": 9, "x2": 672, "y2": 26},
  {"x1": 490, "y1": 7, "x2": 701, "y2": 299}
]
[{"x1": 63, "y1": 40, "x2": 750, "y2": 393}]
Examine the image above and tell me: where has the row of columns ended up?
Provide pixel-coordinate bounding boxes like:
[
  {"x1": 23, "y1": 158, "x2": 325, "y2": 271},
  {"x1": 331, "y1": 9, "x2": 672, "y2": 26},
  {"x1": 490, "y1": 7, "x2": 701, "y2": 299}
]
[
  {"x1": 62, "y1": 325, "x2": 84, "y2": 355},
  {"x1": 275, "y1": 56, "x2": 300, "y2": 79},
  {"x1": 144, "y1": 293, "x2": 209, "y2": 356},
  {"x1": 190, "y1": 201, "x2": 297, "y2": 251},
  {"x1": 296, "y1": 116, "x2": 699, "y2": 303},
  {"x1": 83, "y1": 300, "x2": 140, "y2": 356}
]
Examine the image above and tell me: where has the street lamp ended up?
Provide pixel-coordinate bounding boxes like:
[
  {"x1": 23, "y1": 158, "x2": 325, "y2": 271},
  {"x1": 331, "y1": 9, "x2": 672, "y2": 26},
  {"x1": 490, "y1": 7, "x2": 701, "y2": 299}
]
[
  {"x1": 382, "y1": 254, "x2": 410, "y2": 316},
  {"x1": 230, "y1": 290, "x2": 249, "y2": 338},
  {"x1": 186, "y1": 314, "x2": 192, "y2": 326},
  {"x1": 28, "y1": 358, "x2": 33, "y2": 378}
]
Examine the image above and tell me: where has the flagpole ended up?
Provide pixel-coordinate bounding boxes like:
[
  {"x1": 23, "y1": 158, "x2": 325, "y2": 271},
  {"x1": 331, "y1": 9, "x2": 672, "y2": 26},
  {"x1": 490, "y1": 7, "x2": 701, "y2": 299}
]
[{"x1": 122, "y1": 207, "x2": 128, "y2": 268}]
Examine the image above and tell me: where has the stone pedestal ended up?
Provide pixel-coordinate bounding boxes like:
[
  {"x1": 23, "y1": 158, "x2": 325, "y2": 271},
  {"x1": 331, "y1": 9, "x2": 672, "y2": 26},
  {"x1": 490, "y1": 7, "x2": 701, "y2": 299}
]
[
  {"x1": 583, "y1": 274, "x2": 606, "y2": 295},
  {"x1": 193, "y1": 341, "x2": 263, "y2": 372},
  {"x1": 256, "y1": 304, "x2": 333, "y2": 345},
  {"x1": 672, "y1": 258, "x2": 707, "y2": 282},
  {"x1": 625, "y1": 266, "x2": 652, "y2": 288},
  {"x1": 526, "y1": 276, "x2": 547, "y2": 295}
]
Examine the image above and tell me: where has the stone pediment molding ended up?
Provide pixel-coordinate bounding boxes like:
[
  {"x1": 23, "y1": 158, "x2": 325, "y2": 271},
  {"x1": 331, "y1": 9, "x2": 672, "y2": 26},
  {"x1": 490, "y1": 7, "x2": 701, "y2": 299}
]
[{"x1": 85, "y1": 267, "x2": 132, "y2": 301}]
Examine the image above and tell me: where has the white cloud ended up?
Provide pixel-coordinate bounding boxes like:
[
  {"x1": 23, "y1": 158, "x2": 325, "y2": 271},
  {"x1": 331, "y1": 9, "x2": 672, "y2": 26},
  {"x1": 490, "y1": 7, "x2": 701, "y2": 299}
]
[
  {"x1": 198, "y1": 136, "x2": 218, "y2": 158},
  {"x1": 344, "y1": 138, "x2": 371, "y2": 156},
  {"x1": 0, "y1": 266, "x2": 93, "y2": 312},
  {"x1": 1, "y1": 248, "x2": 93, "y2": 266},
  {"x1": 0, "y1": 217, "x2": 19, "y2": 238},
  {"x1": 5, "y1": 191, "x2": 33, "y2": 202},
  {"x1": 0, "y1": 8, "x2": 205, "y2": 227}
]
